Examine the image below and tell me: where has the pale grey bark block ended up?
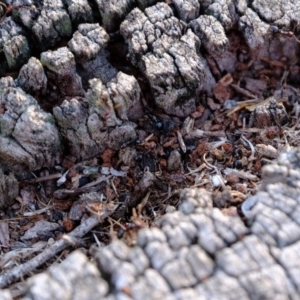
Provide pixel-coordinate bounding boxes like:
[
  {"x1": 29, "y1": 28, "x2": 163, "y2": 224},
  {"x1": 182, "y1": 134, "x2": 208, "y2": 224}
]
[
  {"x1": 144, "y1": 241, "x2": 174, "y2": 270},
  {"x1": 68, "y1": 24, "x2": 110, "y2": 62},
  {"x1": 0, "y1": 87, "x2": 61, "y2": 172},
  {"x1": 53, "y1": 75, "x2": 137, "y2": 161},
  {"x1": 121, "y1": 3, "x2": 215, "y2": 117},
  {"x1": 40, "y1": 47, "x2": 84, "y2": 98},
  {"x1": 25, "y1": 251, "x2": 109, "y2": 300},
  {"x1": 172, "y1": 0, "x2": 200, "y2": 23},
  {"x1": 17, "y1": 57, "x2": 47, "y2": 96},
  {"x1": 32, "y1": 1, "x2": 72, "y2": 51},
  {"x1": 65, "y1": 0, "x2": 94, "y2": 24},
  {"x1": 205, "y1": 0, "x2": 240, "y2": 30},
  {"x1": 3, "y1": 35, "x2": 31, "y2": 70},
  {"x1": 107, "y1": 72, "x2": 143, "y2": 121},
  {"x1": 161, "y1": 259, "x2": 197, "y2": 290},
  {"x1": 190, "y1": 15, "x2": 228, "y2": 54}
]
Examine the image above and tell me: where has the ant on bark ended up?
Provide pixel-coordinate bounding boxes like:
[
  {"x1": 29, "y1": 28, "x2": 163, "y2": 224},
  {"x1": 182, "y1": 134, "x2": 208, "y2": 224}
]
[
  {"x1": 0, "y1": 0, "x2": 33, "y2": 23},
  {"x1": 269, "y1": 24, "x2": 300, "y2": 44}
]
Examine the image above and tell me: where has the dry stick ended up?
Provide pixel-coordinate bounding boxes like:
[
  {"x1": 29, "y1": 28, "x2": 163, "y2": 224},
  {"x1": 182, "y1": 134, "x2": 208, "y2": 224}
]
[
  {"x1": 0, "y1": 203, "x2": 116, "y2": 289},
  {"x1": 28, "y1": 173, "x2": 62, "y2": 183}
]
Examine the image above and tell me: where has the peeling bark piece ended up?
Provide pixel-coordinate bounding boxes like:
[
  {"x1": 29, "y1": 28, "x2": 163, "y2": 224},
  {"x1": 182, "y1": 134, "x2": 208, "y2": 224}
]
[
  {"x1": 0, "y1": 171, "x2": 19, "y2": 209},
  {"x1": 172, "y1": 0, "x2": 200, "y2": 23},
  {"x1": 95, "y1": 0, "x2": 136, "y2": 32},
  {"x1": 40, "y1": 47, "x2": 84, "y2": 98},
  {"x1": 0, "y1": 86, "x2": 61, "y2": 173},
  {"x1": 16, "y1": 57, "x2": 47, "y2": 96},
  {"x1": 68, "y1": 24, "x2": 110, "y2": 62},
  {"x1": 65, "y1": 0, "x2": 94, "y2": 24},
  {"x1": 107, "y1": 72, "x2": 143, "y2": 121},
  {"x1": 32, "y1": 0, "x2": 72, "y2": 51}
]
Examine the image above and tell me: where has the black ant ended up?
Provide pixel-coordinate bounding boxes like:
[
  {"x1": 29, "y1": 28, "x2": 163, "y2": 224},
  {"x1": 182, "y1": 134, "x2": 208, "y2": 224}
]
[
  {"x1": 0, "y1": 0, "x2": 33, "y2": 23},
  {"x1": 269, "y1": 24, "x2": 300, "y2": 44}
]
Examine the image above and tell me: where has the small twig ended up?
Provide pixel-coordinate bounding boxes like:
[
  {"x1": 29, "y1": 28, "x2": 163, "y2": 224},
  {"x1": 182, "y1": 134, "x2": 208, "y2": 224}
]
[
  {"x1": 23, "y1": 206, "x2": 52, "y2": 217},
  {"x1": 185, "y1": 163, "x2": 206, "y2": 175},
  {"x1": 28, "y1": 173, "x2": 62, "y2": 183},
  {"x1": 53, "y1": 175, "x2": 111, "y2": 199},
  {"x1": 141, "y1": 133, "x2": 154, "y2": 145},
  {"x1": 110, "y1": 179, "x2": 118, "y2": 197},
  {"x1": 231, "y1": 84, "x2": 257, "y2": 99},
  {"x1": 188, "y1": 129, "x2": 226, "y2": 138},
  {"x1": 177, "y1": 130, "x2": 186, "y2": 153},
  {"x1": 0, "y1": 203, "x2": 116, "y2": 289},
  {"x1": 241, "y1": 135, "x2": 256, "y2": 161}
]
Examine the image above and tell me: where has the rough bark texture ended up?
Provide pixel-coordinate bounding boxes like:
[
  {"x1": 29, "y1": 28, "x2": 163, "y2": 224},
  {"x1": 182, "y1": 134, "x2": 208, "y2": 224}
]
[
  {"x1": 0, "y1": 0, "x2": 300, "y2": 298},
  {"x1": 0, "y1": 0, "x2": 298, "y2": 174}
]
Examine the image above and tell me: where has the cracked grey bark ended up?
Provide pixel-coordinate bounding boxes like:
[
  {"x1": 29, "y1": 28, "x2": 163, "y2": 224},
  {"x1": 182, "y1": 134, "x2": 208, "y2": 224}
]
[
  {"x1": 18, "y1": 147, "x2": 300, "y2": 299},
  {"x1": 121, "y1": 3, "x2": 215, "y2": 117},
  {"x1": 172, "y1": 0, "x2": 200, "y2": 23},
  {"x1": 64, "y1": 0, "x2": 94, "y2": 24},
  {"x1": 1, "y1": 0, "x2": 300, "y2": 298},
  {"x1": 31, "y1": 0, "x2": 72, "y2": 51},
  {"x1": 107, "y1": 72, "x2": 143, "y2": 121},
  {"x1": 16, "y1": 57, "x2": 47, "y2": 96},
  {"x1": 0, "y1": 80, "x2": 61, "y2": 173},
  {"x1": 78, "y1": 49, "x2": 118, "y2": 87},
  {"x1": 53, "y1": 74, "x2": 137, "y2": 160},
  {"x1": 0, "y1": 17, "x2": 29, "y2": 72},
  {"x1": 40, "y1": 47, "x2": 85, "y2": 99},
  {"x1": 3, "y1": 35, "x2": 31, "y2": 70},
  {"x1": 68, "y1": 24, "x2": 110, "y2": 62}
]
